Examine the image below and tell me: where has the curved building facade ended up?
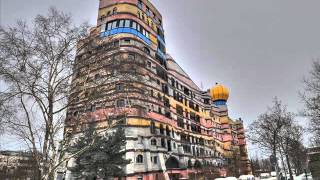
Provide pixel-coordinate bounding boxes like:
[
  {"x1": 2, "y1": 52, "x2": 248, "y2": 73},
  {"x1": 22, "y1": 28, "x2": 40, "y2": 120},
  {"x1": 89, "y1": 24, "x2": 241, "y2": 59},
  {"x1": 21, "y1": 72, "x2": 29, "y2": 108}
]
[{"x1": 63, "y1": 0, "x2": 251, "y2": 179}]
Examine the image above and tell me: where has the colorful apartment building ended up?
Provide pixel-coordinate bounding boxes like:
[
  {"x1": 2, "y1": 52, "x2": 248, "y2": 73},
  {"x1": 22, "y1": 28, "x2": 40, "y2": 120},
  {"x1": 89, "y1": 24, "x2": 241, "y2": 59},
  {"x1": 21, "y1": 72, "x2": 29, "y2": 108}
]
[{"x1": 63, "y1": 0, "x2": 251, "y2": 179}]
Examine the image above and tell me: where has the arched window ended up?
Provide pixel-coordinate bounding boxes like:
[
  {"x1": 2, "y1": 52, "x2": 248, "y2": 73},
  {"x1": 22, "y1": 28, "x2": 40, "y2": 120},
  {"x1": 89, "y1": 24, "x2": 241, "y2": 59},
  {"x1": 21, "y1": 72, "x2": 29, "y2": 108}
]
[
  {"x1": 143, "y1": 47, "x2": 150, "y2": 54},
  {"x1": 151, "y1": 138, "x2": 157, "y2": 146},
  {"x1": 94, "y1": 73, "x2": 101, "y2": 80},
  {"x1": 165, "y1": 156, "x2": 180, "y2": 169},
  {"x1": 112, "y1": 7, "x2": 117, "y2": 15},
  {"x1": 136, "y1": 154, "x2": 143, "y2": 163}
]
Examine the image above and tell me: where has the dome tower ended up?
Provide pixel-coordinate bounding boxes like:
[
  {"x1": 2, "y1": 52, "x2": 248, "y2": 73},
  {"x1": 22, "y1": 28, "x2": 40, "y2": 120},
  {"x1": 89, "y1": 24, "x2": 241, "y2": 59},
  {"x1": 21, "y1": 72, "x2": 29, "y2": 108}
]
[{"x1": 210, "y1": 83, "x2": 229, "y2": 106}]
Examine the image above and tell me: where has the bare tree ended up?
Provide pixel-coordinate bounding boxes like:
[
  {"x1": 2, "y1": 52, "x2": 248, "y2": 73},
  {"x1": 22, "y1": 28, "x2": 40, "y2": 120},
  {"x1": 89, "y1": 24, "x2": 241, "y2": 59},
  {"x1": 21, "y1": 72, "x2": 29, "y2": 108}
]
[
  {"x1": 301, "y1": 60, "x2": 320, "y2": 146},
  {"x1": 0, "y1": 7, "x2": 90, "y2": 179},
  {"x1": 279, "y1": 123, "x2": 304, "y2": 180},
  {"x1": 248, "y1": 97, "x2": 293, "y2": 179},
  {"x1": 288, "y1": 139, "x2": 307, "y2": 175}
]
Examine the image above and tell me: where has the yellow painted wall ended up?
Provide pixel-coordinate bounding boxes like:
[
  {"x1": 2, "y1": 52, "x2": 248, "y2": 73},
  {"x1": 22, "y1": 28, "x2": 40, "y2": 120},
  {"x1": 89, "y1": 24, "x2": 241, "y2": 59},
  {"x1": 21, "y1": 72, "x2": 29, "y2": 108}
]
[{"x1": 169, "y1": 97, "x2": 205, "y2": 117}]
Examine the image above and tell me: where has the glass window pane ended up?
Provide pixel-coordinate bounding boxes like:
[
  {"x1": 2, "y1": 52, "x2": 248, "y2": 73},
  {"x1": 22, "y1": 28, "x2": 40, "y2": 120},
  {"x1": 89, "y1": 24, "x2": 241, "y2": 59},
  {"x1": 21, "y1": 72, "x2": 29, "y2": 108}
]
[
  {"x1": 125, "y1": 20, "x2": 131, "y2": 28},
  {"x1": 101, "y1": 24, "x2": 106, "y2": 32},
  {"x1": 132, "y1": 22, "x2": 137, "y2": 29},
  {"x1": 119, "y1": 20, "x2": 124, "y2": 27},
  {"x1": 112, "y1": 21, "x2": 117, "y2": 29},
  {"x1": 107, "y1": 22, "x2": 112, "y2": 31},
  {"x1": 137, "y1": 24, "x2": 141, "y2": 32}
]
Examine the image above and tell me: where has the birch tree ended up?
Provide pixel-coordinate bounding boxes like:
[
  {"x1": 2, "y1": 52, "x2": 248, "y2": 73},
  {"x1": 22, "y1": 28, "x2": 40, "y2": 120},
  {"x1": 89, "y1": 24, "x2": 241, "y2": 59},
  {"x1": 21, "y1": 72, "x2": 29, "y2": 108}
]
[
  {"x1": 248, "y1": 98, "x2": 293, "y2": 179},
  {"x1": 301, "y1": 60, "x2": 320, "y2": 146},
  {"x1": 0, "y1": 7, "x2": 90, "y2": 179}
]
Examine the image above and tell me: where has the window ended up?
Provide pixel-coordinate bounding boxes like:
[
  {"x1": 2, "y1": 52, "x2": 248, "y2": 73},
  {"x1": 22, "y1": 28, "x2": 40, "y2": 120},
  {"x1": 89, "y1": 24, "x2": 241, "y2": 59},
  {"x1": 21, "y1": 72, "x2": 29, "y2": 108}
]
[
  {"x1": 151, "y1": 139, "x2": 157, "y2": 146},
  {"x1": 142, "y1": 29, "x2": 146, "y2": 36},
  {"x1": 171, "y1": 78, "x2": 175, "y2": 87},
  {"x1": 144, "y1": 47, "x2": 150, "y2": 54},
  {"x1": 137, "y1": 24, "x2": 141, "y2": 32},
  {"x1": 132, "y1": 21, "x2": 137, "y2": 29},
  {"x1": 111, "y1": 21, "x2": 117, "y2": 29},
  {"x1": 94, "y1": 74, "x2": 101, "y2": 80},
  {"x1": 101, "y1": 24, "x2": 106, "y2": 32},
  {"x1": 128, "y1": 53, "x2": 135, "y2": 60},
  {"x1": 138, "y1": 0, "x2": 143, "y2": 9},
  {"x1": 146, "y1": 6, "x2": 150, "y2": 16},
  {"x1": 147, "y1": 61, "x2": 151, "y2": 68},
  {"x1": 125, "y1": 20, "x2": 131, "y2": 28},
  {"x1": 112, "y1": 7, "x2": 117, "y2": 15},
  {"x1": 150, "y1": 89, "x2": 154, "y2": 97},
  {"x1": 166, "y1": 126, "x2": 171, "y2": 137},
  {"x1": 161, "y1": 138, "x2": 166, "y2": 148},
  {"x1": 116, "y1": 84, "x2": 124, "y2": 91},
  {"x1": 189, "y1": 101, "x2": 194, "y2": 109},
  {"x1": 176, "y1": 105, "x2": 183, "y2": 116},
  {"x1": 90, "y1": 104, "x2": 96, "y2": 112},
  {"x1": 177, "y1": 118, "x2": 184, "y2": 128},
  {"x1": 137, "y1": 177, "x2": 143, "y2": 180},
  {"x1": 152, "y1": 156, "x2": 158, "y2": 164},
  {"x1": 107, "y1": 22, "x2": 112, "y2": 31},
  {"x1": 115, "y1": 39, "x2": 120, "y2": 47},
  {"x1": 124, "y1": 39, "x2": 131, "y2": 44},
  {"x1": 150, "y1": 121, "x2": 156, "y2": 134},
  {"x1": 136, "y1": 155, "x2": 143, "y2": 163},
  {"x1": 137, "y1": 11, "x2": 141, "y2": 18},
  {"x1": 190, "y1": 112, "x2": 196, "y2": 121},
  {"x1": 119, "y1": 20, "x2": 124, "y2": 27},
  {"x1": 160, "y1": 124, "x2": 164, "y2": 135},
  {"x1": 116, "y1": 99, "x2": 126, "y2": 107}
]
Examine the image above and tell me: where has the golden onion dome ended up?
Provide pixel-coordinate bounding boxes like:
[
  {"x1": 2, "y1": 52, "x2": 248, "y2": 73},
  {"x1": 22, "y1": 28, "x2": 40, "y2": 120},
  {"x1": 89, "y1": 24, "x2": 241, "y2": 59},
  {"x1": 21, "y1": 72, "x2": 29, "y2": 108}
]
[{"x1": 210, "y1": 83, "x2": 229, "y2": 101}]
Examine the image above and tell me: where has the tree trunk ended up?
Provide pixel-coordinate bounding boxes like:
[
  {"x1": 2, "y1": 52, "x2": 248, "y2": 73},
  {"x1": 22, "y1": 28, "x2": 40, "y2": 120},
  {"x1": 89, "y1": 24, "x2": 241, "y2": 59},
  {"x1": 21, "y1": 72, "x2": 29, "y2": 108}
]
[
  {"x1": 286, "y1": 153, "x2": 294, "y2": 180},
  {"x1": 273, "y1": 147, "x2": 279, "y2": 180},
  {"x1": 280, "y1": 151, "x2": 288, "y2": 179}
]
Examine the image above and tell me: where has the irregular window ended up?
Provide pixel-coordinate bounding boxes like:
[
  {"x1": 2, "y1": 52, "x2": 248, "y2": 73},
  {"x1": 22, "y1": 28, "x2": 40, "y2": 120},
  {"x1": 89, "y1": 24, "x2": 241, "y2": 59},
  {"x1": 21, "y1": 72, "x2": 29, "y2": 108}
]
[
  {"x1": 116, "y1": 84, "x2": 124, "y2": 91},
  {"x1": 136, "y1": 154, "x2": 143, "y2": 163},
  {"x1": 116, "y1": 99, "x2": 126, "y2": 107},
  {"x1": 151, "y1": 138, "x2": 157, "y2": 146},
  {"x1": 112, "y1": 7, "x2": 117, "y2": 15}
]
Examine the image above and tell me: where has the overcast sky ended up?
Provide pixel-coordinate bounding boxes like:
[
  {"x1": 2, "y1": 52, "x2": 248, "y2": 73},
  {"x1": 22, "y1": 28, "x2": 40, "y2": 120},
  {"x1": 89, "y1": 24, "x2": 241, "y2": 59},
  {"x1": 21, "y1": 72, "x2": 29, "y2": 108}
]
[{"x1": 1, "y1": 0, "x2": 319, "y2": 156}]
